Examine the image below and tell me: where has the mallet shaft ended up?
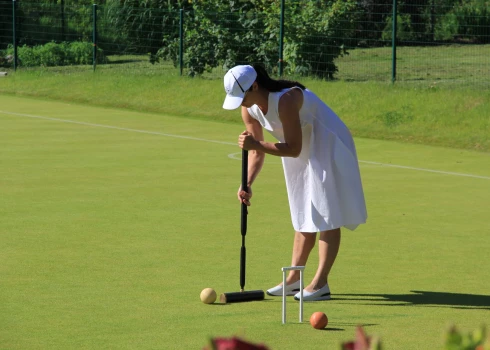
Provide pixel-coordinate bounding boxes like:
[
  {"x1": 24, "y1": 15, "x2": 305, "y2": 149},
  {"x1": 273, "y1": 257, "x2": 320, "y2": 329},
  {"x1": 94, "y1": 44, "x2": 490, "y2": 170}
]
[
  {"x1": 240, "y1": 149, "x2": 248, "y2": 292},
  {"x1": 220, "y1": 150, "x2": 265, "y2": 304}
]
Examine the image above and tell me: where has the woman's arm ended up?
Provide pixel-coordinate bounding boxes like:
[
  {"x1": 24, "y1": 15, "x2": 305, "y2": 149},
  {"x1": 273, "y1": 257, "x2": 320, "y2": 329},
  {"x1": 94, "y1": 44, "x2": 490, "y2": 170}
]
[
  {"x1": 238, "y1": 107, "x2": 265, "y2": 206},
  {"x1": 239, "y1": 89, "x2": 303, "y2": 158},
  {"x1": 241, "y1": 107, "x2": 265, "y2": 187}
]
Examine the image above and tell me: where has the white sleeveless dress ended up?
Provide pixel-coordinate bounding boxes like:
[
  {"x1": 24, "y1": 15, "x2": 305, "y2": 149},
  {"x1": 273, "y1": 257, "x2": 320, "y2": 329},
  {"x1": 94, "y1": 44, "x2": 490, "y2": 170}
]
[{"x1": 247, "y1": 88, "x2": 367, "y2": 232}]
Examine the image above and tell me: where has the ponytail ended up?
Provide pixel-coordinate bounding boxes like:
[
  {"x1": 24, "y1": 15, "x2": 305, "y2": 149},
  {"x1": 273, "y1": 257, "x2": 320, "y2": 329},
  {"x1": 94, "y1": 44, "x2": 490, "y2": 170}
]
[{"x1": 252, "y1": 64, "x2": 306, "y2": 92}]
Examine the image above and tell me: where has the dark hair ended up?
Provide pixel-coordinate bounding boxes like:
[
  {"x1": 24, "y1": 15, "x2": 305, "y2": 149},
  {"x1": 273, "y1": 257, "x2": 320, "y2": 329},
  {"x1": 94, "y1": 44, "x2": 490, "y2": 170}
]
[{"x1": 252, "y1": 64, "x2": 306, "y2": 92}]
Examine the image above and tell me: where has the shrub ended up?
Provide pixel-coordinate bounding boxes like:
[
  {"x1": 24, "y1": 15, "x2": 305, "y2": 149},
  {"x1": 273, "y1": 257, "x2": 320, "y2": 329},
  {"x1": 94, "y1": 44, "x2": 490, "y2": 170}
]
[
  {"x1": 67, "y1": 41, "x2": 99, "y2": 65},
  {"x1": 435, "y1": 12, "x2": 460, "y2": 41},
  {"x1": 436, "y1": 0, "x2": 490, "y2": 43},
  {"x1": 4, "y1": 41, "x2": 106, "y2": 67},
  {"x1": 382, "y1": 14, "x2": 417, "y2": 42}
]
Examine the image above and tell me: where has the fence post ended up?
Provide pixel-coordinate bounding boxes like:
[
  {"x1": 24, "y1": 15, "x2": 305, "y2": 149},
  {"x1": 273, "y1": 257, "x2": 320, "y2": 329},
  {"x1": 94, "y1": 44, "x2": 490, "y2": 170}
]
[
  {"x1": 179, "y1": 9, "x2": 184, "y2": 76},
  {"x1": 93, "y1": 4, "x2": 97, "y2": 72},
  {"x1": 278, "y1": 0, "x2": 285, "y2": 77},
  {"x1": 61, "y1": 0, "x2": 65, "y2": 42},
  {"x1": 430, "y1": 0, "x2": 435, "y2": 41},
  {"x1": 12, "y1": 0, "x2": 17, "y2": 71},
  {"x1": 391, "y1": 0, "x2": 397, "y2": 83}
]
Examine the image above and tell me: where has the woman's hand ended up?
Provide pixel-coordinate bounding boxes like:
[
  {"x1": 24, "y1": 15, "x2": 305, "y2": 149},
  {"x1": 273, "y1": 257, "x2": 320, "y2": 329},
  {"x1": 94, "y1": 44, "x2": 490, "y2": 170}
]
[
  {"x1": 238, "y1": 131, "x2": 258, "y2": 150},
  {"x1": 237, "y1": 185, "x2": 253, "y2": 206}
]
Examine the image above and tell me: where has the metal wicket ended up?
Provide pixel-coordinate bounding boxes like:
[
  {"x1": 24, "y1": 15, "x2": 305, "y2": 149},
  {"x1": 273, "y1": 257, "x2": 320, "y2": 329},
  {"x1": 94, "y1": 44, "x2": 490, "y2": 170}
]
[{"x1": 281, "y1": 266, "x2": 305, "y2": 324}]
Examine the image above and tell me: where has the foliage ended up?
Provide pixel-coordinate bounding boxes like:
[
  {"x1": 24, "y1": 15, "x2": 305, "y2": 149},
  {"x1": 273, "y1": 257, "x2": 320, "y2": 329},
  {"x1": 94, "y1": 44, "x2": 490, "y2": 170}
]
[
  {"x1": 156, "y1": 0, "x2": 357, "y2": 79},
  {"x1": 203, "y1": 336, "x2": 269, "y2": 350},
  {"x1": 0, "y1": 0, "x2": 13, "y2": 46},
  {"x1": 3, "y1": 41, "x2": 106, "y2": 67},
  {"x1": 431, "y1": 0, "x2": 490, "y2": 43},
  {"x1": 3, "y1": 0, "x2": 489, "y2": 77},
  {"x1": 445, "y1": 325, "x2": 490, "y2": 350},
  {"x1": 155, "y1": 0, "x2": 268, "y2": 77},
  {"x1": 341, "y1": 326, "x2": 382, "y2": 350},
  {"x1": 15, "y1": 1, "x2": 95, "y2": 45},
  {"x1": 435, "y1": 11, "x2": 460, "y2": 41},
  {"x1": 340, "y1": 324, "x2": 490, "y2": 350},
  {"x1": 282, "y1": 0, "x2": 358, "y2": 79},
  {"x1": 102, "y1": 0, "x2": 187, "y2": 54},
  {"x1": 354, "y1": 0, "x2": 395, "y2": 45},
  {"x1": 382, "y1": 14, "x2": 416, "y2": 42},
  {"x1": 225, "y1": 1, "x2": 279, "y2": 71}
]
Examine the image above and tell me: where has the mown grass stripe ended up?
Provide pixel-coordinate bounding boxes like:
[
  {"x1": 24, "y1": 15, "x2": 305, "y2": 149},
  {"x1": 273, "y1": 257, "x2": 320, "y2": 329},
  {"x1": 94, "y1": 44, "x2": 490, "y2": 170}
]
[{"x1": 2, "y1": 109, "x2": 489, "y2": 181}]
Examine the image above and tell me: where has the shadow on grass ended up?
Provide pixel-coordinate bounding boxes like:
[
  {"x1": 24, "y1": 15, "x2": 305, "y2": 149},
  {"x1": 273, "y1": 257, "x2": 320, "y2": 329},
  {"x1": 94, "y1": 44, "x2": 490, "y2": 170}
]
[
  {"x1": 330, "y1": 322, "x2": 378, "y2": 328},
  {"x1": 107, "y1": 59, "x2": 147, "y2": 64},
  {"x1": 334, "y1": 290, "x2": 490, "y2": 310},
  {"x1": 312, "y1": 323, "x2": 379, "y2": 332},
  {"x1": 322, "y1": 327, "x2": 345, "y2": 331},
  {"x1": 216, "y1": 297, "x2": 277, "y2": 305}
]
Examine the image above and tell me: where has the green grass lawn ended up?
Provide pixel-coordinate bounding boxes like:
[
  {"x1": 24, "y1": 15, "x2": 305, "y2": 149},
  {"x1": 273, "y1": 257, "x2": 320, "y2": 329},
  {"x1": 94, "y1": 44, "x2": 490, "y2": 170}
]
[
  {"x1": 335, "y1": 44, "x2": 490, "y2": 84},
  {"x1": 1, "y1": 95, "x2": 489, "y2": 349},
  {"x1": 0, "y1": 61, "x2": 489, "y2": 153},
  {"x1": 4, "y1": 44, "x2": 488, "y2": 84}
]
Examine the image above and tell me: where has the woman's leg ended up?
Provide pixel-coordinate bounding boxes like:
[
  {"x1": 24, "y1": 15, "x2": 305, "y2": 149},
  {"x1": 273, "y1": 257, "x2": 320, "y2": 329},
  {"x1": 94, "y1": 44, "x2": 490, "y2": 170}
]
[
  {"x1": 305, "y1": 228, "x2": 341, "y2": 292},
  {"x1": 284, "y1": 231, "x2": 316, "y2": 284}
]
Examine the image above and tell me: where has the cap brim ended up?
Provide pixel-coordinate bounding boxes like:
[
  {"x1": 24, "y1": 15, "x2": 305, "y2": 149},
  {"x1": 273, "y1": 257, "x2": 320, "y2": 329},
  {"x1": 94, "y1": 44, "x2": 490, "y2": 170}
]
[{"x1": 222, "y1": 93, "x2": 244, "y2": 110}]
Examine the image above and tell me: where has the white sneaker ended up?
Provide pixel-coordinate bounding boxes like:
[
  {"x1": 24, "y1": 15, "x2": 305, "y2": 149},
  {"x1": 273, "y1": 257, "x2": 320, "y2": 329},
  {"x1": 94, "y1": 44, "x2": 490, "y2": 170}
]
[
  {"x1": 294, "y1": 283, "x2": 331, "y2": 301},
  {"x1": 266, "y1": 280, "x2": 301, "y2": 296}
]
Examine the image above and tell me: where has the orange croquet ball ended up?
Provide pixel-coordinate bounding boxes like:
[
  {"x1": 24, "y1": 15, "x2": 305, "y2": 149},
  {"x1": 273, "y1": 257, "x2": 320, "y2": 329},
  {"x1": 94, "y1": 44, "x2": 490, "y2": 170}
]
[{"x1": 310, "y1": 311, "x2": 328, "y2": 329}]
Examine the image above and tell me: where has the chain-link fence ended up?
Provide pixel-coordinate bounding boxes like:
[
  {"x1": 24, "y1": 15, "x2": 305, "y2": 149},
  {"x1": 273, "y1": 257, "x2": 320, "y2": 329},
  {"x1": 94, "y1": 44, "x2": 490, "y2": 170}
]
[{"x1": 0, "y1": 0, "x2": 489, "y2": 86}]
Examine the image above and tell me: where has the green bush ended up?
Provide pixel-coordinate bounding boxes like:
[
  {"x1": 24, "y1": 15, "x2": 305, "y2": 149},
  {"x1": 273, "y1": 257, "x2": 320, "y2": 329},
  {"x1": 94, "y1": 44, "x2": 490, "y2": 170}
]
[
  {"x1": 4, "y1": 41, "x2": 106, "y2": 67},
  {"x1": 435, "y1": 12, "x2": 459, "y2": 41},
  {"x1": 37, "y1": 42, "x2": 66, "y2": 66},
  {"x1": 382, "y1": 14, "x2": 416, "y2": 42},
  {"x1": 66, "y1": 41, "x2": 99, "y2": 65},
  {"x1": 436, "y1": 0, "x2": 490, "y2": 43}
]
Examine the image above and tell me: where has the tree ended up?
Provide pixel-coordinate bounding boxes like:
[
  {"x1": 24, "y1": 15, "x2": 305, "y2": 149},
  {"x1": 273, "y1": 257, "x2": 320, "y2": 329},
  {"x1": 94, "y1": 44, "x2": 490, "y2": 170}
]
[
  {"x1": 157, "y1": 0, "x2": 359, "y2": 79},
  {"x1": 0, "y1": 0, "x2": 13, "y2": 50},
  {"x1": 103, "y1": 0, "x2": 189, "y2": 54}
]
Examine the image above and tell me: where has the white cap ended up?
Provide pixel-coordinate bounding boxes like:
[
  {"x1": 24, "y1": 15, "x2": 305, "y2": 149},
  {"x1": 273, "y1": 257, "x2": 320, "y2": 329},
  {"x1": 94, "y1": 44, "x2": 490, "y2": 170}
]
[{"x1": 222, "y1": 65, "x2": 257, "y2": 110}]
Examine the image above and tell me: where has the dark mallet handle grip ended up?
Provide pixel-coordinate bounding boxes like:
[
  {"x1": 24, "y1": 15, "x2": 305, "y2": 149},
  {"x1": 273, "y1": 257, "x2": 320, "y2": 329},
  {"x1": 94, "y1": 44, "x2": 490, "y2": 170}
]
[
  {"x1": 241, "y1": 149, "x2": 248, "y2": 234},
  {"x1": 240, "y1": 149, "x2": 248, "y2": 292}
]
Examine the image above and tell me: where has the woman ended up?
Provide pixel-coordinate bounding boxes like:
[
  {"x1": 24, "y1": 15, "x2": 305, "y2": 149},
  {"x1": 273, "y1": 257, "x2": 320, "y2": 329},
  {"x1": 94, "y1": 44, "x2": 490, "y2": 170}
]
[{"x1": 222, "y1": 64, "x2": 367, "y2": 301}]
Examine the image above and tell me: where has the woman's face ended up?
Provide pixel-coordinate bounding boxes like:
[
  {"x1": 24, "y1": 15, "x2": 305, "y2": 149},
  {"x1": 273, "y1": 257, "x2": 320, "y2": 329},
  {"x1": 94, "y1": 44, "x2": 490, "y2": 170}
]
[{"x1": 240, "y1": 82, "x2": 257, "y2": 108}]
